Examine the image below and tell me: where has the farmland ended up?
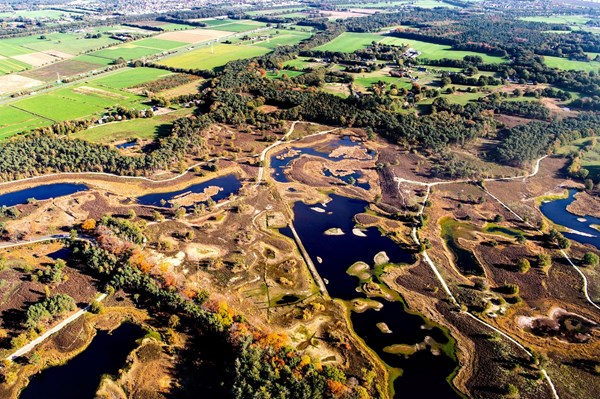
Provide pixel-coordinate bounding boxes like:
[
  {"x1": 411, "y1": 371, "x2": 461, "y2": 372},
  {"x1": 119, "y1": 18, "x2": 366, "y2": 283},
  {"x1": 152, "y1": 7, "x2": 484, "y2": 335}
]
[
  {"x1": 157, "y1": 43, "x2": 270, "y2": 70},
  {"x1": 0, "y1": 67, "x2": 169, "y2": 137},
  {"x1": 0, "y1": 107, "x2": 49, "y2": 139},
  {"x1": 202, "y1": 19, "x2": 267, "y2": 32},
  {"x1": 544, "y1": 56, "x2": 600, "y2": 72},
  {"x1": 314, "y1": 32, "x2": 506, "y2": 63},
  {"x1": 253, "y1": 30, "x2": 312, "y2": 49},
  {"x1": 72, "y1": 107, "x2": 192, "y2": 143}
]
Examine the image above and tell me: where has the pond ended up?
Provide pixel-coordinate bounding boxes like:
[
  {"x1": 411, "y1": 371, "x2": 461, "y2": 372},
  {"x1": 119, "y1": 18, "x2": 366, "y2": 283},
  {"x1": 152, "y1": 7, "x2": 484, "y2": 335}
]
[
  {"x1": 137, "y1": 174, "x2": 241, "y2": 208},
  {"x1": 20, "y1": 323, "x2": 144, "y2": 399},
  {"x1": 271, "y1": 136, "x2": 373, "y2": 183},
  {"x1": 115, "y1": 141, "x2": 137, "y2": 149},
  {"x1": 0, "y1": 183, "x2": 88, "y2": 207},
  {"x1": 281, "y1": 194, "x2": 460, "y2": 398},
  {"x1": 440, "y1": 218, "x2": 485, "y2": 276},
  {"x1": 540, "y1": 189, "x2": 600, "y2": 249}
]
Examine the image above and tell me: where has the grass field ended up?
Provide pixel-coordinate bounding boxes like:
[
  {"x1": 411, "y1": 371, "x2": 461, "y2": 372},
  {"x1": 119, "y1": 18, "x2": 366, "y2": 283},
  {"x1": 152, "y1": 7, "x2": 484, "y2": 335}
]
[
  {"x1": 0, "y1": 107, "x2": 48, "y2": 139},
  {"x1": 315, "y1": 32, "x2": 505, "y2": 63},
  {"x1": 520, "y1": 15, "x2": 592, "y2": 25},
  {"x1": 157, "y1": 43, "x2": 270, "y2": 70},
  {"x1": 1, "y1": 32, "x2": 120, "y2": 55},
  {"x1": 91, "y1": 67, "x2": 173, "y2": 89},
  {"x1": 254, "y1": 30, "x2": 312, "y2": 49},
  {"x1": 209, "y1": 20, "x2": 268, "y2": 33},
  {"x1": 0, "y1": 57, "x2": 30, "y2": 75},
  {"x1": 314, "y1": 32, "x2": 385, "y2": 52},
  {"x1": 544, "y1": 56, "x2": 600, "y2": 72},
  {"x1": 267, "y1": 70, "x2": 305, "y2": 79},
  {"x1": 73, "y1": 108, "x2": 192, "y2": 143},
  {"x1": 556, "y1": 137, "x2": 600, "y2": 179}
]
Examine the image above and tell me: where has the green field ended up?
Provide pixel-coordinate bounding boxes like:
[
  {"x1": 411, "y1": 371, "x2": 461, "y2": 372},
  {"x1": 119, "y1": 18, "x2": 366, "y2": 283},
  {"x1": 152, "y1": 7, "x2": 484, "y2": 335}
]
[
  {"x1": 209, "y1": 20, "x2": 268, "y2": 33},
  {"x1": 72, "y1": 54, "x2": 116, "y2": 66},
  {"x1": 544, "y1": 56, "x2": 600, "y2": 72},
  {"x1": 520, "y1": 15, "x2": 592, "y2": 25},
  {"x1": 314, "y1": 32, "x2": 505, "y2": 63},
  {"x1": 381, "y1": 37, "x2": 506, "y2": 63},
  {"x1": 0, "y1": 107, "x2": 49, "y2": 139},
  {"x1": 254, "y1": 30, "x2": 312, "y2": 49},
  {"x1": 0, "y1": 57, "x2": 30, "y2": 75},
  {"x1": 1, "y1": 32, "x2": 120, "y2": 55},
  {"x1": 314, "y1": 32, "x2": 385, "y2": 52},
  {"x1": 73, "y1": 108, "x2": 192, "y2": 143},
  {"x1": 267, "y1": 70, "x2": 305, "y2": 79},
  {"x1": 158, "y1": 44, "x2": 270, "y2": 70},
  {"x1": 556, "y1": 137, "x2": 600, "y2": 179},
  {"x1": 91, "y1": 67, "x2": 173, "y2": 89}
]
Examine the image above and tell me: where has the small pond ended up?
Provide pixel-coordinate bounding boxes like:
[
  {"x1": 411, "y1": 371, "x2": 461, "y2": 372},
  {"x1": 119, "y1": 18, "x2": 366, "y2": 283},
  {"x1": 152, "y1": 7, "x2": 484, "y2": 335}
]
[
  {"x1": 20, "y1": 323, "x2": 144, "y2": 399},
  {"x1": 137, "y1": 174, "x2": 241, "y2": 208},
  {"x1": 540, "y1": 189, "x2": 600, "y2": 249},
  {"x1": 271, "y1": 136, "x2": 373, "y2": 183},
  {"x1": 0, "y1": 183, "x2": 88, "y2": 208}
]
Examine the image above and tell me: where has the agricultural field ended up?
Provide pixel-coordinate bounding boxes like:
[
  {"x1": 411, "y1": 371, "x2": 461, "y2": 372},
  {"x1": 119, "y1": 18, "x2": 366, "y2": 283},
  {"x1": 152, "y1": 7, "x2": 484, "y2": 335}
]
[
  {"x1": 314, "y1": 32, "x2": 386, "y2": 52},
  {"x1": 544, "y1": 55, "x2": 600, "y2": 72},
  {"x1": 154, "y1": 29, "x2": 231, "y2": 44},
  {"x1": 315, "y1": 32, "x2": 506, "y2": 63},
  {"x1": 73, "y1": 107, "x2": 192, "y2": 143},
  {"x1": 520, "y1": 15, "x2": 592, "y2": 25},
  {"x1": 266, "y1": 70, "x2": 305, "y2": 79},
  {"x1": 253, "y1": 30, "x2": 312, "y2": 49},
  {"x1": 0, "y1": 57, "x2": 30, "y2": 75},
  {"x1": 207, "y1": 20, "x2": 268, "y2": 33},
  {"x1": 91, "y1": 67, "x2": 173, "y2": 90},
  {"x1": 0, "y1": 106, "x2": 49, "y2": 139},
  {"x1": 18, "y1": 59, "x2": 102, "y2": 82},
  {"x1": 0, "y1": 68, "x2": 163, "y2": 134},
  {"x1": 157, "y1": 43, "x2": 270, "y2": 70}
]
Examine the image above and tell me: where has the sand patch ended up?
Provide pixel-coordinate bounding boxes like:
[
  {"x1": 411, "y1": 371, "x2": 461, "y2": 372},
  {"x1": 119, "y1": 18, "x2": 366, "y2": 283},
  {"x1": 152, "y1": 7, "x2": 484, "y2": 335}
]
[
  {"x1": 155, "y1": 29, "x2": 231, "y2": 44},
  {"x1": 13, "y1": 52, "x2": 58, "y2": 67},
  {"x1": 184, "y1": 243, "x2": 225, "y2": 261},
  {"x1": 73, "y1": 85, "x2": 127, "y2": 99},
  {"x1": 0, "y1": 74, "x2": 43, "y2": 95},
  {"x1": 42, "y1": 49, "x2": 75, "y2": 60}
]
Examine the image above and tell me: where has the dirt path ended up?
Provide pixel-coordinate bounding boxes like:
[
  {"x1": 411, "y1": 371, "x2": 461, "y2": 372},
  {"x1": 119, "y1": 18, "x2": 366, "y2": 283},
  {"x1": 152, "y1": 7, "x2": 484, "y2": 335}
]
[{"x1": 4, "y1": 293, "x2": 107, "y2": 362}]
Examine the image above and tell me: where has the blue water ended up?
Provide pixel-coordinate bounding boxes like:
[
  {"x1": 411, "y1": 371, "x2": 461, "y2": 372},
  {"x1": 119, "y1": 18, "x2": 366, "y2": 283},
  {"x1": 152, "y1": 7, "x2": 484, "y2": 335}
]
[
  {"x1": 0, "y1": 183, "x2": 88, "y2": 207},
  {"x1": 137, "y1": 174, "x2": 241, "y2": 208},
  {"x1": 271, "y1": 136, "x2": 373, "y2": 183},
  {"x1": 281, "y1": 194, "x2": 460, "y2": 398},
  {"x1": 115, "y1": 141, "x2": 136, "y2": 149},
  {"x1": 540, "y1": 189, "x2": 600, "y2": 249},
  {"x1": 20, "y1": 323, "x2": 144, "y2": 399}
]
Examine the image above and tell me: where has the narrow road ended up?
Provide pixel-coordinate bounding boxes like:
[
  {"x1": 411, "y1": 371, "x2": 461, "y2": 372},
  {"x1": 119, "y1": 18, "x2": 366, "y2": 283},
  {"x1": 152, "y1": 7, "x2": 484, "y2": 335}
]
[
  {"x1": 0, "y1": 234, "x2": 69, "y2": 249},
  {"x1": 5, "y1": 293, "x2": 107, "y2": 362}
]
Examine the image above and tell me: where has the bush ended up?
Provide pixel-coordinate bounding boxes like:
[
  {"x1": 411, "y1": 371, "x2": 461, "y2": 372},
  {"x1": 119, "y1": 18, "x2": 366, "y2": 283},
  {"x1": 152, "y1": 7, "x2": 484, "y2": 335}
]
[
  {"x1": 516, "y1": 258, "x2": 530, "y2": 273},
  {"x1": 582, "y1": 252, "x2": 599, "y2": 266}
]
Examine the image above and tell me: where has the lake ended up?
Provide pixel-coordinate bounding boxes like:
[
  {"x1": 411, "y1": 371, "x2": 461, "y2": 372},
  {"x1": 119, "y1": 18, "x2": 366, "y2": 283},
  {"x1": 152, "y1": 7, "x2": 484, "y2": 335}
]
[
  {"x1": 20, "y1": 323, "x2": 144, "y2": 399},
  {"x1": 540, "y1": 189, "x2": 600, "y2": 249},
  {"x1": 282, "y1": 194, "x2": 461, "y2": 398},
  {"x1": 137, "y1": 174, "x2": 241, "y2": 207},
  {"x1": 0, "y1": 183, "x2": 88, "y2": 207}
]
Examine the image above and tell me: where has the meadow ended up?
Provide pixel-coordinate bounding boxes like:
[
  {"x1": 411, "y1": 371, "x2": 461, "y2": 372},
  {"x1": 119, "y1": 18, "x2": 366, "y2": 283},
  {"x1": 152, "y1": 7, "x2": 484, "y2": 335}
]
[
  {"x1": 520, "y1": 15, "x2": 592, "y2": 25},
  {"x1": 314, "y1": 32, "x2": 506, "y2": 63},
  {"x1": 254, "y1": 30, "x2": 312, "y2": 49},
  {"x1": 0, "y1": 107, "x2": 49, "y2": 139},
  {"x1": 91, "y1": 67, "x2": 173, "y2": 89},
  {"x1": 544, "y1": 56, "x2": 600, "y2": 72},
  {"x1": 73, "y1": 108, "x2": 192, "y2": 143},
  {"x1": 208, "y1": 20, "x2": 267, "y2": 33},
  {"x1": 157, "y1": 43, "x2": 270, "y2": 70}
]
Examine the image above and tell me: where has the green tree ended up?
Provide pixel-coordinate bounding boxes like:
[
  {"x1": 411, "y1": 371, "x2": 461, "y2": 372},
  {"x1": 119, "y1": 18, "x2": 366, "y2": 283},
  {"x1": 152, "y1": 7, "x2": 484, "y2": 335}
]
[{"x1": 582, "y1": 252, "x2": 599, "y2": 266}]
